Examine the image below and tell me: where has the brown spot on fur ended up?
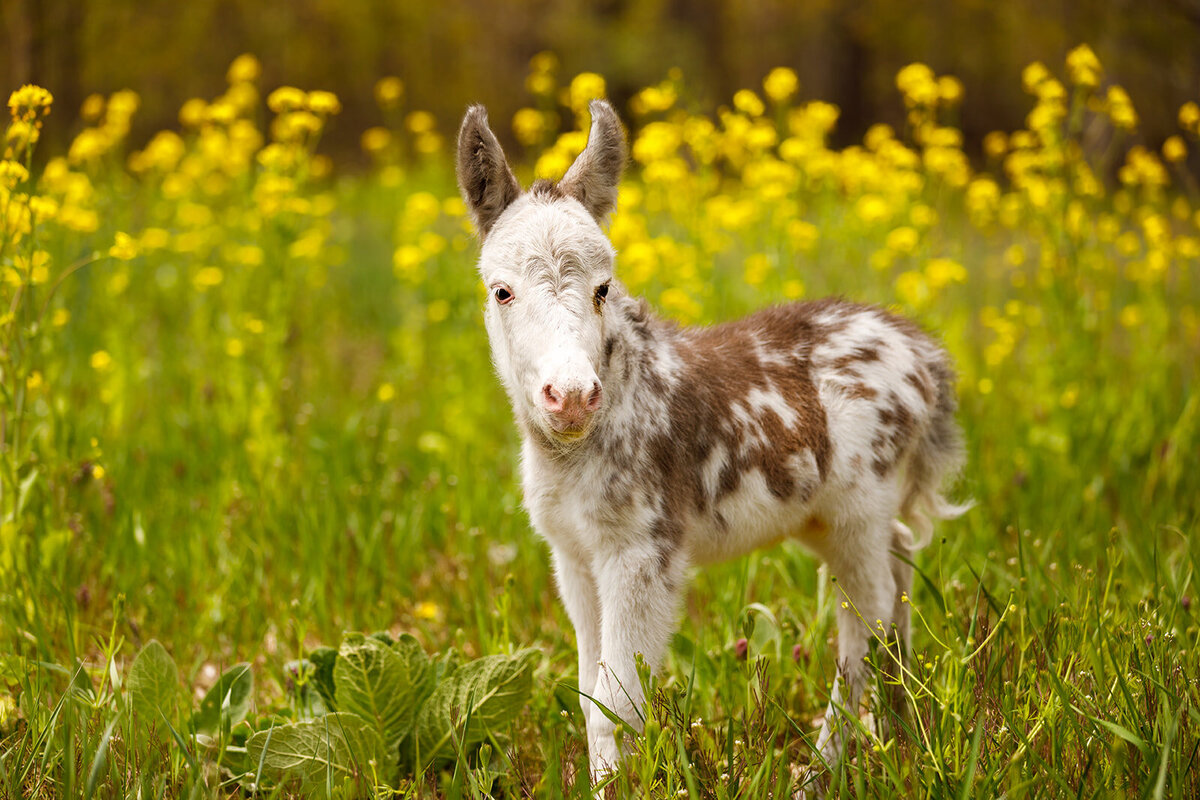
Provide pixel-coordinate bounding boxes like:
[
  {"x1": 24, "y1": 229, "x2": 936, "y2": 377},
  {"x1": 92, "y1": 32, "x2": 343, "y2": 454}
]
[
  {"x1": 636, "y1": 303, "x2": 835, "y2": 537},
  {"x1": 906, "y1": 370, "x2": 934, "y2": 405},
  {"x1": 872, "y1": 390, "x2": 918, "y2": 476},
  {"x1": 846, "y1": 383, "x2": 878, "y2": 401},
  {"x1": 831, "y1": 343, "x2": 882, "y2": 372}
]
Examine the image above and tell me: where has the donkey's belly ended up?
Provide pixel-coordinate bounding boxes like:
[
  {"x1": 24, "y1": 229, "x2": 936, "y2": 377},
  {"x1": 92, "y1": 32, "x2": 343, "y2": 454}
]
[{"x1": 685, "y1": 465, "x2": 827, "y2": 565}]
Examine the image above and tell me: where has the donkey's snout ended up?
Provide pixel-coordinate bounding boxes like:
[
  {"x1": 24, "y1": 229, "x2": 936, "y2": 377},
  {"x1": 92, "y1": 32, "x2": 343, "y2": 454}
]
[{"x1": 541, "y1": 380, "x2": 603, "y2": 431}]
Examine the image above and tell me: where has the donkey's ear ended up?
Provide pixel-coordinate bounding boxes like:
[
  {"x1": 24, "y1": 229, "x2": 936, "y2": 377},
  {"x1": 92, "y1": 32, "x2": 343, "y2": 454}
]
[
  {"x1": 560, "y1": 99, "x2": 627, "y2": 222},
  {"x1": 457, "y1": 105, "x2": 521, "y2": 239}
]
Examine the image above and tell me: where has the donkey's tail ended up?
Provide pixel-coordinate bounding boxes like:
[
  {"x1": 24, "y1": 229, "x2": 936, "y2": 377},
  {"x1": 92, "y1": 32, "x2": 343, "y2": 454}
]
[{"x1": 901, "y1": 358, "x2": 972, "y2": 549}]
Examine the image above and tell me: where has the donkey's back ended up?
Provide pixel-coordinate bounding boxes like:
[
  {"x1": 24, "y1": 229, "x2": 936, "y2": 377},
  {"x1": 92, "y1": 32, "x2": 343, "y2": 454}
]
[{"x1": 587, "y1": 295, "x2": 964, "y2": 568}]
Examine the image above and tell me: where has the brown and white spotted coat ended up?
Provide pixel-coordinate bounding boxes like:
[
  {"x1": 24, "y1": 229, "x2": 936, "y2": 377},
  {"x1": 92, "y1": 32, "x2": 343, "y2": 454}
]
[{"x1": 457, "y1": 100, "x2": 969, "y2": 791}]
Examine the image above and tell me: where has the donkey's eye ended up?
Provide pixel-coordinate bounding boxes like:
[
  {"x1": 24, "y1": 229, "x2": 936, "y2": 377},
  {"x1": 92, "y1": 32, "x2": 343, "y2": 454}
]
[
  {"x1": 493, "y1": 285, "x2": 513, "y2": 305},
  {"x1": 594, "y1": 283, "x2": 609, "y2": 306}
]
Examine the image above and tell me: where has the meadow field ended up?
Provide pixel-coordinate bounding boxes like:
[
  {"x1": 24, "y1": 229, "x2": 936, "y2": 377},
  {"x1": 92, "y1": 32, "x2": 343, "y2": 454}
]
[{"x1": 1, "y1": 48, "x2": 1198, "y2": 798}]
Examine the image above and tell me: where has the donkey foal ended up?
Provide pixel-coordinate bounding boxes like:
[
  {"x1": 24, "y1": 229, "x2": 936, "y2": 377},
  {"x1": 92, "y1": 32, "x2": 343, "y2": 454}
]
[{"x1": 456, "y1": 100, "x2": 968, "y2": 788}]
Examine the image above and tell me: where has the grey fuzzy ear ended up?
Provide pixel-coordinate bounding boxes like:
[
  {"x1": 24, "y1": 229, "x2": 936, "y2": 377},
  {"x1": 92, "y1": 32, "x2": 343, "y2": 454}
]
[
  {"x1": 559, "y1": 99, "x2": 627, "y2": 222},
  {"x1": 456, "y1": 105, "x2": 521, "y2": 238}
]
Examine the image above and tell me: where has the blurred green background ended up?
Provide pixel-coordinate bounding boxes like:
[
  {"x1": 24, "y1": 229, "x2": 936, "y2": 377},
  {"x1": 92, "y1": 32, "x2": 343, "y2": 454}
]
[{"x1": 4, "y1": 0, "x2": 1199, "y2": 159}]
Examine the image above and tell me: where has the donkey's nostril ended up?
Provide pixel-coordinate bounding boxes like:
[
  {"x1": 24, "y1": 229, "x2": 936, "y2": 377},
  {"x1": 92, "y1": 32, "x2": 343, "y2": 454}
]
[
  {"x1": 585, "y1": 382, "x2": 603, "y2": 411},
  {"x1": 542, "y1": 383, "x2": 564, "y2": 412}
]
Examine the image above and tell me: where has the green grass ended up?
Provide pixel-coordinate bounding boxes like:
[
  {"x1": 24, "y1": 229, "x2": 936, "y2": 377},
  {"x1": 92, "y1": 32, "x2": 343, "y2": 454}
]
[{"x1": 2, "y1": 77, "x2": 1199, "y2": 797}]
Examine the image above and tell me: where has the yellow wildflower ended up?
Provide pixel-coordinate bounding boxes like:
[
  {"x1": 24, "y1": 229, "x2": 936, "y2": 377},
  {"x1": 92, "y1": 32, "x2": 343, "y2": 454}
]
[
  {"x1": 512, "y1": 108, "x2": 548, "y2": 147},
  {"x1": 377, "y1": 383, "x2": 396, "y2": 402},
  {"x1": 1180, "y1": 102, "x2": 1200, "y2": 132},
  {"x1": 568, "y1": 72, "x2": 607, "y2": 113},
  {"x1": 8, "y1": 85, "x2": 53, "y2": 121},
  {"x1": 763, "y1": 68, "x2": 799, "y2": 104},
  {"x1": 374, "y1": 77, "x2": 404, "y2": 109},
  {"x1": 267, "y1": 86, "x2": 306, "y2": 113},
  {"x1": 227, "y1": 53, "x2": 261, "y2": 84},
  {"x1": 1066, "y1": 44, "x2": 1101, "y2": 88},
  {"x1": 109, "y1": 232, "x2": 139, "y2": 260},
  {"x1": 193, "y1": 266, "x2": 225, "y2": 289},
  {"x1": 937, "y1": 76, "x2": 964, "y2": 105},
  {"x1": 1163, "y1": 135, "x2": 1187, "y2": 163},
  {"x1": 415, "y1": 601, "x2": 441, "y2": 621},
  {"x1": 307, "y1": 91, "x2": 341, "y2": 115},
  {"x1": 80, "y1": 93, "x2": 105, "y2": 121},
  {"x1": 1106, "y1": 86, "x2": 1138, "y2": 130},
  {"x1": 90, "y1": 351, "x2": 113, "y2": 371},
  {"x1": 733, "y1": 89, "x2": 765, "y2": 118}
]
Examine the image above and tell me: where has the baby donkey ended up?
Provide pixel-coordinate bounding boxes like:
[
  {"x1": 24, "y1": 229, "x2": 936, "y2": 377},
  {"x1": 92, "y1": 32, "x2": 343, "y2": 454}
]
[{"x1": 456, "y1": 100, "x2": 968, "y2": 787}]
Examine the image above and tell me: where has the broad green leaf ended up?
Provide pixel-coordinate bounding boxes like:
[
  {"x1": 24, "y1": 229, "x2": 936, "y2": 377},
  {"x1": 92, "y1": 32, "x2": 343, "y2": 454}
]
[
  {"x1": 192, "y1": 663, "x2": 253, "y2": 736},
  {"x1": 333, "y1": 633, "x2": 420, "y2": 747},
  {"x1": 126, "y1": 640, "x2": 179, "y2": 730},
  {"x1": 246, "y1": 712, "x2": 396, "y2": 796},
  {"x1": 415, "y1": 648, "x2": 540, "y2": 763},
  {"x1": 393, "y1": 634, "x2": 433, "y2": 702},
  {"x1": 309, "y1": 646, "x2": 339, "y2": 711}
]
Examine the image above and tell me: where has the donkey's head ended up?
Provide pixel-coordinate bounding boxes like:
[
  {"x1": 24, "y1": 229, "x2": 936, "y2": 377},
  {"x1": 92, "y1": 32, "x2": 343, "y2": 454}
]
[{"x1": 457, "y1": 100, "x2": 627, "y2": 444}]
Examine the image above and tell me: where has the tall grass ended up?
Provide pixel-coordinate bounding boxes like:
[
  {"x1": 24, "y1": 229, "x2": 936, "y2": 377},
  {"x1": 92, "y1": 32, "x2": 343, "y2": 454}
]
[{"x1": 0, "y1": 49, "x2": 1197, "y2": 797}]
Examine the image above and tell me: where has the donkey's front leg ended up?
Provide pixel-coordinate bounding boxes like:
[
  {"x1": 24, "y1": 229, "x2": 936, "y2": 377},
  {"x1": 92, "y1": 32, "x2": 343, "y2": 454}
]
[
  {"x1": 588, "y1": 541, "x2": 687, "y2": 780},
  {"x1": 550, "y1": 547, "x2": 602, "y2": 729}
]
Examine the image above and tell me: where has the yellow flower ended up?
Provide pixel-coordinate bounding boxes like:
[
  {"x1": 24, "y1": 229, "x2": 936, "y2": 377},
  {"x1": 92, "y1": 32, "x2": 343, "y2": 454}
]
[
  {"x1": 925, "y1": 257, "x2": 967, "y2": 289},
  {"x1": 937, "y1": 76, "x2": 964, "y2": 105},
  {"x1": 886, "y1": 226, "x2": 920, "y2": 255},
  {"x1": 225, "y1": 338, "x2": 245, "y2": 358},
  {"x1": 80, "y1": 93, "x2": 105, "y2": 121},
  {"x1": 109, "y1": 231, "x2": 139, "y2": 260},
  {"x1": 406, "y1": 111, "x2": 436, "y2": 134},
  {"x1": 179, "y1": 98, "x2": 207, "y2": 128},
  {"x1": 307, "y1": 91, "x2": 341, "y2": 115},
  {"x1": 733, "y1": 89, "x2": 765, "y2": 118},
  {"x1": 568, "y1": 72, "x2": 607, "y2": 113},
  {"x1": 0, "y1": 160, "x2": 29, "y2": 189},
  {"x1": 1163, "y1": 135, "x2": 1187, "y2": 163},
  {"x1": 1066, "y1": 44, "x2": 1101, "y2": 88},
  {"x1": 1119, "y1": 305, "x2": 1143, "y2": 328},
  {"x1": 5, "y1": 120, "x2": 38, "y2": 151},
  {"x1": 90, "y1": 351, "x2": 113, "y2": 371},
  {"x1": 26, "y1": 371, "x2": 43, "y2": 391},
  {"x1": 193, "y1": 266, "x2": 225, "y2": 289},
  {"x1": 377, "y1": 383, "x2": 396, "y2": 402},
  {"x1": 1021, "y1": 62, "x2": 1050, "y2": 93},
  {"x1": 52, "y1": 308, "x2": 70, "y2": 327},
  {"x1": 1180, "y1": 102, "x2": 1200, "y2": 132},
  {"x1": 361, "y1": 126, "x2": 391, "y2": 155},
  {"x1": 92, "y1": 465, "x2": 106, "y2": 481},
  {"x1": 1106, "y1": 86, "x2": 1138, "y2": 130},
  {"x1": 763, "y1": 67, "x2": 799, "y2": 104},
  {"x1": 743, "y1": 253, "x2": 771, "y2": 286},
  {"x1": 375, "y1": 76, "x2": 405, "y2": 109},
  {"x1": 896, "y1": 63, "x2": 938, "y2": 106},
  {"x1": 8, "y1": 85, "x2": 53, "y2": 120},
  {"x1": 267, "y1": 86, "x2": 306, "y2": 113},
  {"x1": 227, "y1": 53, "x2": 261, "y2": 84},
  {"x1": 511, "y1": 108, "x2": 548, "y2": 147},
  {"x1": 415, "y1": 601, "x2": 441, "y2": 621}
]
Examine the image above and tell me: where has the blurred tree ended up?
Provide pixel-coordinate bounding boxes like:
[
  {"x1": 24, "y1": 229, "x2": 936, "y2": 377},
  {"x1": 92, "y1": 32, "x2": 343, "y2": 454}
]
[{"x1": 1, "y1": 0, "x2": 1197, "y2": 165}]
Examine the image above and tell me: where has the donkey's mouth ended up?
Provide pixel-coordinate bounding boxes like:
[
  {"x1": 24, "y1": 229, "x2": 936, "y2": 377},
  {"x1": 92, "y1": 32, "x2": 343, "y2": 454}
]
[{"x1": 545, "y1": 416, "x2": 595, "y2": 442}]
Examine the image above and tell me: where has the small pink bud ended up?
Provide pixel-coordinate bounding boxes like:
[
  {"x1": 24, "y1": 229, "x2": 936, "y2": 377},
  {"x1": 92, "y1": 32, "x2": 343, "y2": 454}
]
[
  {"x1": 792, "y1": 643, "x2": 804, "y2": 663},
  {"x1": 734, "y1": 637, "x2": 748, "y2": 661},
  {"x1": 1182, "y1": 595, "x2": 1192, "y2": 612}
]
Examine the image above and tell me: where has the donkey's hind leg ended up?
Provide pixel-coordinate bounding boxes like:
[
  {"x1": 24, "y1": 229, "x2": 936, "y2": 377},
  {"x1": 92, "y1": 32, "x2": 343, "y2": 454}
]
[
  {"x1": 801, "y1": 516, "x2": 897, "y2": 795},
  {"x1": 877, "y1": 520, "x2": 915, "y2": 741}
]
